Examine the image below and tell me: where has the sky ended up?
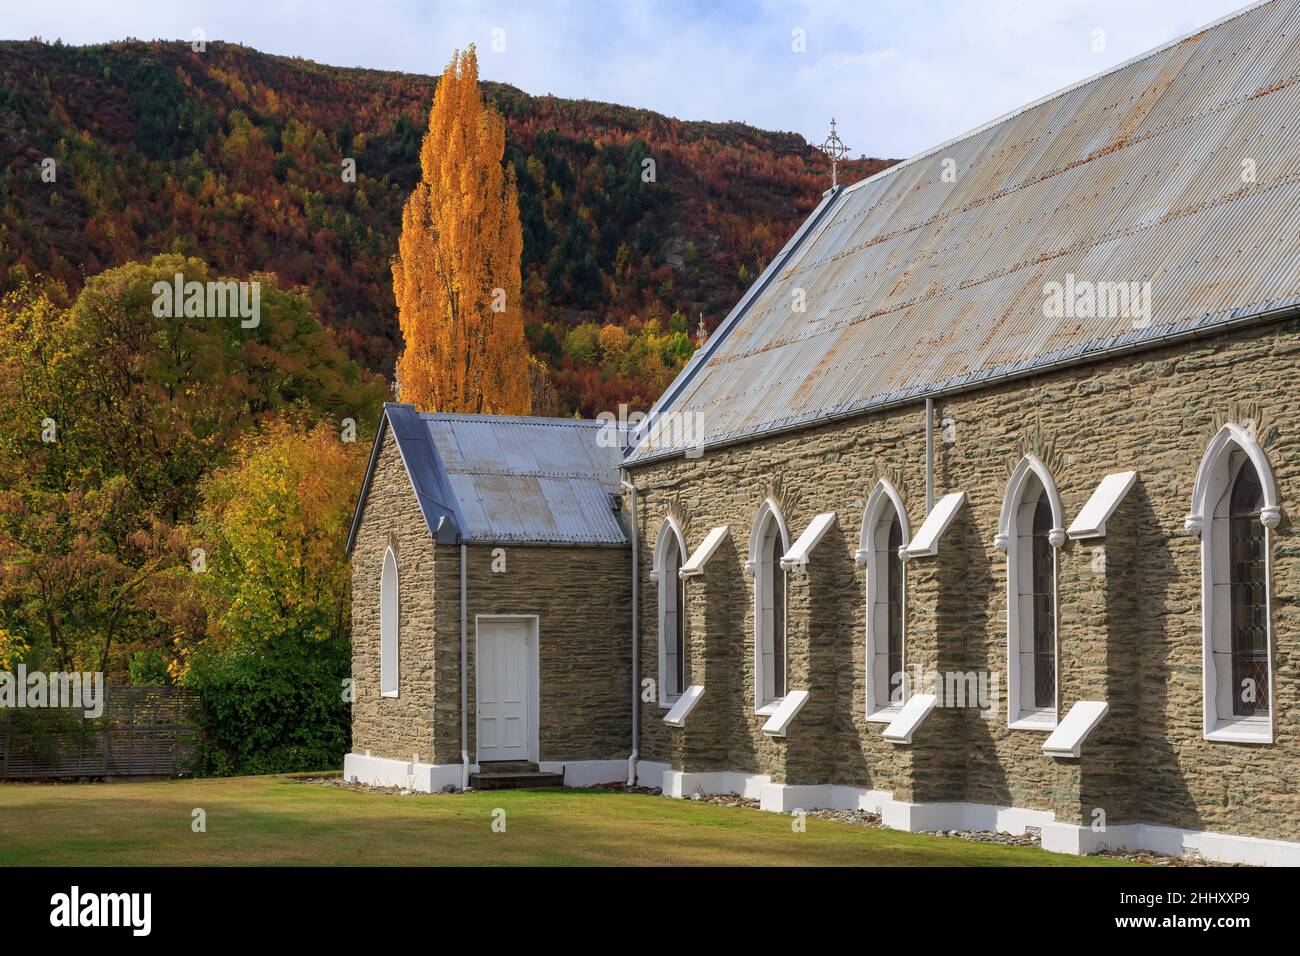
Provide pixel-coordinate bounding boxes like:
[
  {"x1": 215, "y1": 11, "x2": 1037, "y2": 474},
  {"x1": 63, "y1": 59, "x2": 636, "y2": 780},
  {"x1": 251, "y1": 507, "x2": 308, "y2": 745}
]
[{"x1": 1, "y1": 0, "x2": 1257, "y2": 158}]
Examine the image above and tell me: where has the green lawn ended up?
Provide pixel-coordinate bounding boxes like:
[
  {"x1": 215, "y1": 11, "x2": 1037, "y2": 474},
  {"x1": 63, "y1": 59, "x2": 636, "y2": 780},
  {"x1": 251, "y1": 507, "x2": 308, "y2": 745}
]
[{"x1": 0, "y1": 775, "x2": 1135, "y2": 866}]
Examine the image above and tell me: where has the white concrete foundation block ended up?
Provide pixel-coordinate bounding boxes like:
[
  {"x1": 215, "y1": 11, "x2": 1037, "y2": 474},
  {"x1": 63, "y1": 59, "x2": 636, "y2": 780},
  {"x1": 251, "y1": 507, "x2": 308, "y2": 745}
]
[
  {"x1": 342, "y1": 753, "x2": 468, "y2": 793},
  {"x1": 662, "y1": 770, "x2": 770, "y2": 800},
  {"x1": 634, "y1": 760, "x2": 672, "y2": 790}
]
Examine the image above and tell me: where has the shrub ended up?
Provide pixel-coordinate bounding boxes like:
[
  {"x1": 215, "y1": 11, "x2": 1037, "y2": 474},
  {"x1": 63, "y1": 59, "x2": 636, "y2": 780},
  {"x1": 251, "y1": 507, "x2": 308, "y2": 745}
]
[{"x1": 186, "y1": 632, "x2": 350, "y2": 776}]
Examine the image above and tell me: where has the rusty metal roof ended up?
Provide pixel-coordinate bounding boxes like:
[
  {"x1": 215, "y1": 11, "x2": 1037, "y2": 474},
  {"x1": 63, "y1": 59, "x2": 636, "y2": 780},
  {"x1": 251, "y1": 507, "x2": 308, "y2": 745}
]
[
  {"x1": 628, "y1": 0, "x2": 1300, "y2": 464},
  {"x1": 347, "y1": 404, "x2": 627, "y2": 550}
]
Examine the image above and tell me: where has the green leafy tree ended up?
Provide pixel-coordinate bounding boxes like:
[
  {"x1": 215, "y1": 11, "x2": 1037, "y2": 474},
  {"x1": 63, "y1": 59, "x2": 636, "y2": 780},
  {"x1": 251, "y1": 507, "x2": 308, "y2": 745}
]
[{"x1": 0, "y1": 259, "x2": 384, "y2": 679}]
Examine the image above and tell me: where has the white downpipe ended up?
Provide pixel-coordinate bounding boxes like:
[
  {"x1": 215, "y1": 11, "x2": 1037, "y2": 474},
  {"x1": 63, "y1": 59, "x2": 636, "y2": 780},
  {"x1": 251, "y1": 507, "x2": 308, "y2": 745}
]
[
  {"x1": 460, "y1": 541, "x2": 469, "y2": 791},
  {"x1": 621, "y1": 477, "x2": 639, "y2": 786}
]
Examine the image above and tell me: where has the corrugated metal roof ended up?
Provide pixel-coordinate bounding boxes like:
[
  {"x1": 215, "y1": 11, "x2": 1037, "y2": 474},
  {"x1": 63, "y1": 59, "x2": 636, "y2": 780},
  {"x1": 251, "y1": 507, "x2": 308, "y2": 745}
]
[
  {"x1": 628, "y1": 0, "x2": 1300, "y2": 464},
  {"x1": 354, "y1": 405, "x2": 627, "y2": 546},
  {"x1": 423, "y1": 413, "x2": 626, "y2": 545}
]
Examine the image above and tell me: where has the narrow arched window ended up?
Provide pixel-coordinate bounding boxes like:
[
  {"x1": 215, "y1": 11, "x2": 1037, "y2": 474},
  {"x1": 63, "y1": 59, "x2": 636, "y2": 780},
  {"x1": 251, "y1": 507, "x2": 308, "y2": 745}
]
[
  {"x1": 380, "y1": 546, "x2": 399, "y2": 697},
  {"x1": 654, "y1": 520, "x2": 688, "y2": 706},
  {"x1": 1228, "y1": 465, "x2": 1268, "y2": 717},
  {"x1": 663, "y1": 534, "x2": 686, "y2": 700},
  {"x1": 1001, "y1": 456, "x2": 1062, "y2": 729},
  {"x1": 1029, "y1": 494, "x2": 1056, "y2": 710},
  {"x1": 886, "y1": 515, "x2": 904, "y2": 701},
  {"x1": 862, "y1": 481, "x2": 910, "y2": 720},
  {"x1": 763, "y1": 518, "x2": 787, "y2": 702},
  {"x1": 1193, "y1": 425, "x2": 1277, "y2": 742},
  {"x1": 752, "y1": 502, "x2": 789, "y2": 710}
]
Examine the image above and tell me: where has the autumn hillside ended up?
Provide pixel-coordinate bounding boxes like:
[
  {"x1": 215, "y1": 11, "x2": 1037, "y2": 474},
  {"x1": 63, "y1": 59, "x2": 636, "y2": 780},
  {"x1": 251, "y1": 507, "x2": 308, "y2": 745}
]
[{"x1": 0, "y1": 39, "x2": 894, "y2": 415}]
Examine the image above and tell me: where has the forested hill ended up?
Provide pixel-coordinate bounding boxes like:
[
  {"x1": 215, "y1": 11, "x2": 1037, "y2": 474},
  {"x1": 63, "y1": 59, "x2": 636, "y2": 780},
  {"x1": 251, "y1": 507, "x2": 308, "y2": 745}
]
[{"x1": 0, "y1": 39, "x2": 894, "y2": 414}]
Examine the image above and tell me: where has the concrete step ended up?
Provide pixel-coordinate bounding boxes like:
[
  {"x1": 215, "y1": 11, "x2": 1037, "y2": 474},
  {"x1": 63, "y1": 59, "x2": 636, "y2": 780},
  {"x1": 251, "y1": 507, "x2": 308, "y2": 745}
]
[
  {"x1": 477, "y1": 760, "x2": 538, "y2": 774},
  {"x1": 469, "y1": 770, "x2": 564, "y2": 791}
]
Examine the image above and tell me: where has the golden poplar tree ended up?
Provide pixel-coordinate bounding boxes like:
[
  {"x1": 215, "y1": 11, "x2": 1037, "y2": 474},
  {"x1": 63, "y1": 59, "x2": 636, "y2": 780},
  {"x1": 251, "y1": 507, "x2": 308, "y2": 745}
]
[{"x1": 393, "y1": 46, "x2": 530, "y2": 414}]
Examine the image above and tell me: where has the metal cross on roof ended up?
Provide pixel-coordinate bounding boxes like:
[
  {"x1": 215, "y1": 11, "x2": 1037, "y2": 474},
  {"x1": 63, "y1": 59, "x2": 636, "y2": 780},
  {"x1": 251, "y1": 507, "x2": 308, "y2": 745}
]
[{"x1": 820, "y1": 118, "x2": 850, "y2": 187}]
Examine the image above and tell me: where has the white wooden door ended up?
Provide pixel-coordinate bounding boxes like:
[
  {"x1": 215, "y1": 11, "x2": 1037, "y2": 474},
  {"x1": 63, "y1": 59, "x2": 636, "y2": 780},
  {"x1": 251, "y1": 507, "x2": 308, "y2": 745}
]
[{"x1": 476, "y1": 619, "x2": 530, "y2": 761}]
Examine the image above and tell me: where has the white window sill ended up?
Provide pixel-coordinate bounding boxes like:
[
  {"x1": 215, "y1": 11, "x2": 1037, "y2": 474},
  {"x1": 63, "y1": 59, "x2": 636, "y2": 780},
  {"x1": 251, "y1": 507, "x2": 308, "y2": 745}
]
[
  {"x1": 756, "y1": 700, "x2": 783, "y2": 717},
  {"x1": 1009, "y1": 711, "x2": 1057, "y2": 732},
  {"x1": 380, "y1": 690, "x2": 399, "y2": 699},
  {"x1": 1042, "y1": 700, "x2": 1108, "y2": 758},
  {"x1": 1206, "y1": 717, "x2": 1272, "y2": 744},
  {"x1": 761, "y1": 690, "x2": 810, "y2": 737},
  {"x1": 881, "y1": 694, "x2": 937, "y2": 744},
  {"x1": 664, "y1": 685, "x2": 704, "y2": 728},
  {"x1": 866, "y1": 706, "x2": 904, "y2": 724}
]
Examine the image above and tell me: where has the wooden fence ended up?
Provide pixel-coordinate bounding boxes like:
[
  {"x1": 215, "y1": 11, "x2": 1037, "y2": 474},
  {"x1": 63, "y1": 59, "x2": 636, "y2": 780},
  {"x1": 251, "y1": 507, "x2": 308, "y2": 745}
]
[{"x1": 0, "y1": 685, "x2": 199, "y2": 779}]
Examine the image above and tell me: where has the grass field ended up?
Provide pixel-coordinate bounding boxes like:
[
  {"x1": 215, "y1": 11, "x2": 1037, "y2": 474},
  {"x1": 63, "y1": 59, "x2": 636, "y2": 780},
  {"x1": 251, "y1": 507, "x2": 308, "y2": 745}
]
[{"x1": 0, "y1": 775, "x2": 1135, "y2": 866}]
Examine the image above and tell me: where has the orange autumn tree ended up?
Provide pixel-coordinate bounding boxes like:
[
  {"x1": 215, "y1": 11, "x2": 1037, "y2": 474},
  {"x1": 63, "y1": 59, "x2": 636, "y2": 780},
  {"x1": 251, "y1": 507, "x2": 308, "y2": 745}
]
[{"x1": 393, "y1": 45, "x2": 531, "y2": 414}]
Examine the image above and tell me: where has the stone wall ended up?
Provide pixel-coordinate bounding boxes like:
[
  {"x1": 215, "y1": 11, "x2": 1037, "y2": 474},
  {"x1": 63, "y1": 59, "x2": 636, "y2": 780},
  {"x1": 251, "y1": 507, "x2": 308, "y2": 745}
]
[
  {"x1": 349, "y1": 429, "x2": 445, "y2": 763},
  {"x1": 628, "y1": 317, "x2": 1300, "y2": 841}
]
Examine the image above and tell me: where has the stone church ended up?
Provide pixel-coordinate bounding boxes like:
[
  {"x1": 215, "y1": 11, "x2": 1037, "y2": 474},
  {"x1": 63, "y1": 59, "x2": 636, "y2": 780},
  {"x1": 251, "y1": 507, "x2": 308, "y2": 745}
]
[{"x1": 345, "y1": 0, "x2": 1300, "y2": 864}]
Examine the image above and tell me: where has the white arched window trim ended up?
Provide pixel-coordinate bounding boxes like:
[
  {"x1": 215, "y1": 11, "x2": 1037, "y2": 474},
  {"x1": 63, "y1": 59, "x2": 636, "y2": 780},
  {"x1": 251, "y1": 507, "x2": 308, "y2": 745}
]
[
  {"x1": 857, "y1": 480, "x2": 911, "y2": 721},
  {"x1": 746, "y1": 498, "x2": 790, "y2": 715},
  {"x1": 380, "y1": 546, "x2": 399, "y2": 698},
  {"x1": 1187, "y1": 423, "x2": 1279, "y2": 744},
  {"x1": 651, "y1": 517, "x2": 688, "y2": 708},
  {"x1": 997, "y1": 456, "x2": 1065, "y2": 731}
]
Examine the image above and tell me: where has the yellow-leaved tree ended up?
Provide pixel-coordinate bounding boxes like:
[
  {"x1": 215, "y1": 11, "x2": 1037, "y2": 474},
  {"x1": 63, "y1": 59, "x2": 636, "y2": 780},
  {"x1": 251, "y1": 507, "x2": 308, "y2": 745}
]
[{"x1": 394, "y1": 45, "x2": 531, "y2": 414}]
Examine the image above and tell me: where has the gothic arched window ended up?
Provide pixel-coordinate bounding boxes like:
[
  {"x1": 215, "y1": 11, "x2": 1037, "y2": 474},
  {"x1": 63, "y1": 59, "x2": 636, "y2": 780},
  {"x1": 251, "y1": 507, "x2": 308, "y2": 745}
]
[
  {"x1": 1188, "y1": 423, "x2": 1278, "y2": 743},
  {"x1": 750, "y1": 500, "x2": 790, "y2": 711},
  {"x1": 653, "y1": 519, "x2": 688, "y2": 706},
  {"x1": 380, "y1": 546, "x2": 399, "y2": 697},
  {"x1": 860, "y1": 480, "x2": 910, "y2": 719},
  {"x1": 998, "y1": 456, "x2": 1064, "y2": 729}
]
